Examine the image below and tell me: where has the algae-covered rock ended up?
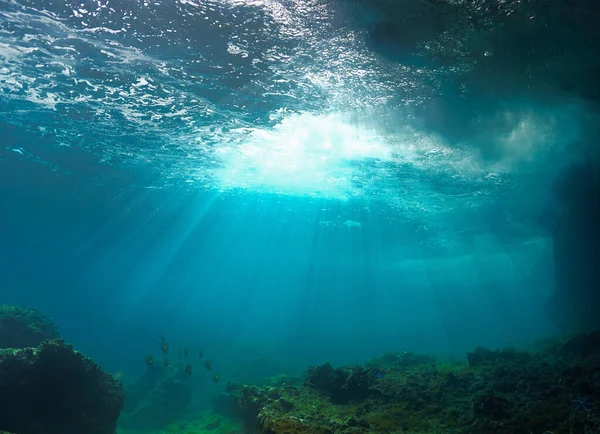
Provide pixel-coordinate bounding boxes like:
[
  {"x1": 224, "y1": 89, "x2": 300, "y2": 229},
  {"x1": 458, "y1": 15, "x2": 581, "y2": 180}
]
[
  {"x1": 305, "y1": 362, "x2": 373, "y2": 403},
  {"x1": 0, "y1": 339, "x2": 124, "y2": 434},
  {"x1": 0, "y1": 304, "x2": 60, "y2": 349},
  {"x1": 233, "y1": 384, "x2": 333, "y2": 434},
  {"x1": 119, "y1": 365, "x2": 192, "y2": 430},
  {"x1": 559, "y1": 330, "x2": 600, "y2": 359},
  {"x1": 231, "y1": 333, "x2": 600, "y2": 433}
]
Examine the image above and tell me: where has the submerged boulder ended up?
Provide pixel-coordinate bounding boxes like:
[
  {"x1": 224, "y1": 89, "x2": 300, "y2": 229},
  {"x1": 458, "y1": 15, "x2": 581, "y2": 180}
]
[
  {"x1": 120, "y1": 365, "x2": 192, "y2": 430},
  {"x1": 0, "y1": 339, "x2": 124, "y2": 434},
  {"x1": 305, "y1": 362, "x2": 373, "y2": 403},
  {"x1": 0, "y1": 304, "x2": 60, "y2": 349}
]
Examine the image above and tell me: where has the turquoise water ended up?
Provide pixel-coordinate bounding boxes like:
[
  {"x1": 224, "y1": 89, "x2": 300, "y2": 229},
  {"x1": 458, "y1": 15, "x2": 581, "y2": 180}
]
[{"x1": 1, "y1": 0, "x2": 599, "y2": 399}]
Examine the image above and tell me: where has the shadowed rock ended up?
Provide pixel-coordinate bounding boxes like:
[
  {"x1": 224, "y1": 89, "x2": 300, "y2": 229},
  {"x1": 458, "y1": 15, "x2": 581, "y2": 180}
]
[
  {"x1": 0, "y1": 339, "x2": 124, "y2": 434},
  {"x1": 305, "y1": 362, "x2": 373, "y2": 403}
]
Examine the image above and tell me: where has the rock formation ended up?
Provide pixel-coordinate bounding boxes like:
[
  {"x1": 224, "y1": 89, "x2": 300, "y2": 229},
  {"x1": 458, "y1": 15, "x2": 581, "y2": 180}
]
[
  {"x1": 0, "y1": 304, "x2": 60, "y2": 349},
  {"x1": 0, "y1": 339, "x2": 124, "y2": 434}
]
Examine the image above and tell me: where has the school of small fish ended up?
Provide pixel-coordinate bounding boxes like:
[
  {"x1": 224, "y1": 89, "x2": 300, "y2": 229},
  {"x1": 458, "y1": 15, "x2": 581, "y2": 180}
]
[{"x1": 144, "y1": 335, "x2": 220, "y2": 384}]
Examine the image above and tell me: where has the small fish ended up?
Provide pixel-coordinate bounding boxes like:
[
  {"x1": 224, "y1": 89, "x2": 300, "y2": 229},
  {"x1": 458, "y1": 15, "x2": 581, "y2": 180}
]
[
  {"x1": 212, "y1": 374, "x2": 220, "y2": 383},
  {"x1": 205, "y1": 361, "x2": 212, "y2": 371},
  {"x1": 114, "y1": 372, "x2": 123, "y2": 380},
  {"x1": 145, "y1": 355, "x2": 154, "y2": 367},
  {"x1": 183, "y1": 346, "x2": 188, "y2": 356},
  {"x1": 164, "y1": 358, "x2": 170, "y2": 367},
  {"x1": 178, "y1": 347, "x2": 183, "y2": 359},
  {"x1": 198, "y1": 348, "x2": 204, "y2": 358},
  {"x1": 184, "y1": 364, "x2": 192, "y2": 376},
  {"x1": 160, "y1": 336, "x2": 169, "y2": 354}
]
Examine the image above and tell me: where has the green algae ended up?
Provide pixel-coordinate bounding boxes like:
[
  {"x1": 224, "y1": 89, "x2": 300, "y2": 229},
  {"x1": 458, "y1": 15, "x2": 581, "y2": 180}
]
[{"x1": 229, "y1": 332, "x2": 600, "y2": 433}]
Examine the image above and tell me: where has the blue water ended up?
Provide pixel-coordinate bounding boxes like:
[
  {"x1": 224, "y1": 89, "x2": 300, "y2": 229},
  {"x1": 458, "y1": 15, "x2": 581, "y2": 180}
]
[{"x1": 1, "y1": 0, "x2": 599, "y2": 388}]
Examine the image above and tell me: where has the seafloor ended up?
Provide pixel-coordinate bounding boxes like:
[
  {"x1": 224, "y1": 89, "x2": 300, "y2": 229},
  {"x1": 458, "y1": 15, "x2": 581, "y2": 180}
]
[
  {"x1": 117, "y1": 332, "x2": 600, "y2": 434},
  {"x1": 117, "y1": 413, "x2": 244, "y2": 434},
  {"x1": 2, "y1": 304, "x2": 599, "y2": 434}
]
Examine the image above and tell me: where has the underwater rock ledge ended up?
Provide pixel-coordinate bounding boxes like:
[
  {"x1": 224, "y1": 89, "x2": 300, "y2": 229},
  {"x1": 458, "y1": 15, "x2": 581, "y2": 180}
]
[
  {"x1": 0, "y1": 339, "x2": 124, "y2": 434},
  {"x1": 230, "y1": 332, "x2": 600, "y2": 434},
  {"x1": 0, "y1": 304, "x2": 60, "y2": 349}
]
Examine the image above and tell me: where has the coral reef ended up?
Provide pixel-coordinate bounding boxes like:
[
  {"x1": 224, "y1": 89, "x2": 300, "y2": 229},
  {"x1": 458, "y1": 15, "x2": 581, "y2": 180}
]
[
  {"x1": 231, "y1": 332, "x2": 600, "y2": 433},
  {"x1": 0, "y1": 304, "x2": 60, "y2": 349},
  {"x1": 0, "y1": 339, "x2": 124, "y2": 434},
  {"x1": 119, "y1": 365, "x2": 192, "y2": 430}
]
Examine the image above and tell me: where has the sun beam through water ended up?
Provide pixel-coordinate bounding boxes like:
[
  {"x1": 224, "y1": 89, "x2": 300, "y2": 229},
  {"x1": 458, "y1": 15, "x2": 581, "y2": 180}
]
[{"x1": 214, "y1": 112, "x2": 396, "y2": 199}]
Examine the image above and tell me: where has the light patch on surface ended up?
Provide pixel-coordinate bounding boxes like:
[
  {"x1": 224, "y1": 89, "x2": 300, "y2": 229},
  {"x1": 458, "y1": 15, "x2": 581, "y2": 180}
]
[
  {"x1": 343, "y1": 220, "x2": 362, "y2": 228},
  {"x1": 0, "y1": 0, "x2": 555, "y2": 214},
  {"x1": 214, "y1": 112, "x2": 392, "y2": 199}
]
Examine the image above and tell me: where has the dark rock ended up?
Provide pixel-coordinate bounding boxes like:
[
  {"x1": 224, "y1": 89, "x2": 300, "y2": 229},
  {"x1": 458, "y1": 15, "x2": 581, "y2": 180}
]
[
  {"x1": 0, "y1": 305, "x2": 60, "y2": 349},
  {"x1": 267, "y1": 387, "x2": 281, "y2": 400},
  {"x1": 233, "y1": 385, "x2": 270, "y2": 420},
  {"x1": 0, "y1": 339, "x2": 124, "y2": 434},
  {"x1": 345, "y1": 416, "x2": 369, "y2": 428},
  {"x1": 277, "y1": 398, "x2": 294, "y2": 413},
  {"x1": 472, "y1": 389, "x2": 512, "y2": 421},
  {"x1": 119, "y1": 365, "x2": 192, "y2": 430},
  {"x1": 305, "y1": 362, "x2": 338, "y2": 390},
  {"x1": 560, "y1": 331, "x2": 600, "y2": 359},
  {"x1": 305, "y1": 363, "x2": 373, "y2": 403},
  {"x1": 341, "y1": 367, "x2": 372, "y2": 402}
]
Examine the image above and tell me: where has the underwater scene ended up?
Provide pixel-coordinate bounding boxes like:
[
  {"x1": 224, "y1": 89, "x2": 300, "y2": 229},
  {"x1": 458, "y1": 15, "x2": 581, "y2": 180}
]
[{"x1": 1, "y1": 0, "x2": 599, "y2": 433}]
